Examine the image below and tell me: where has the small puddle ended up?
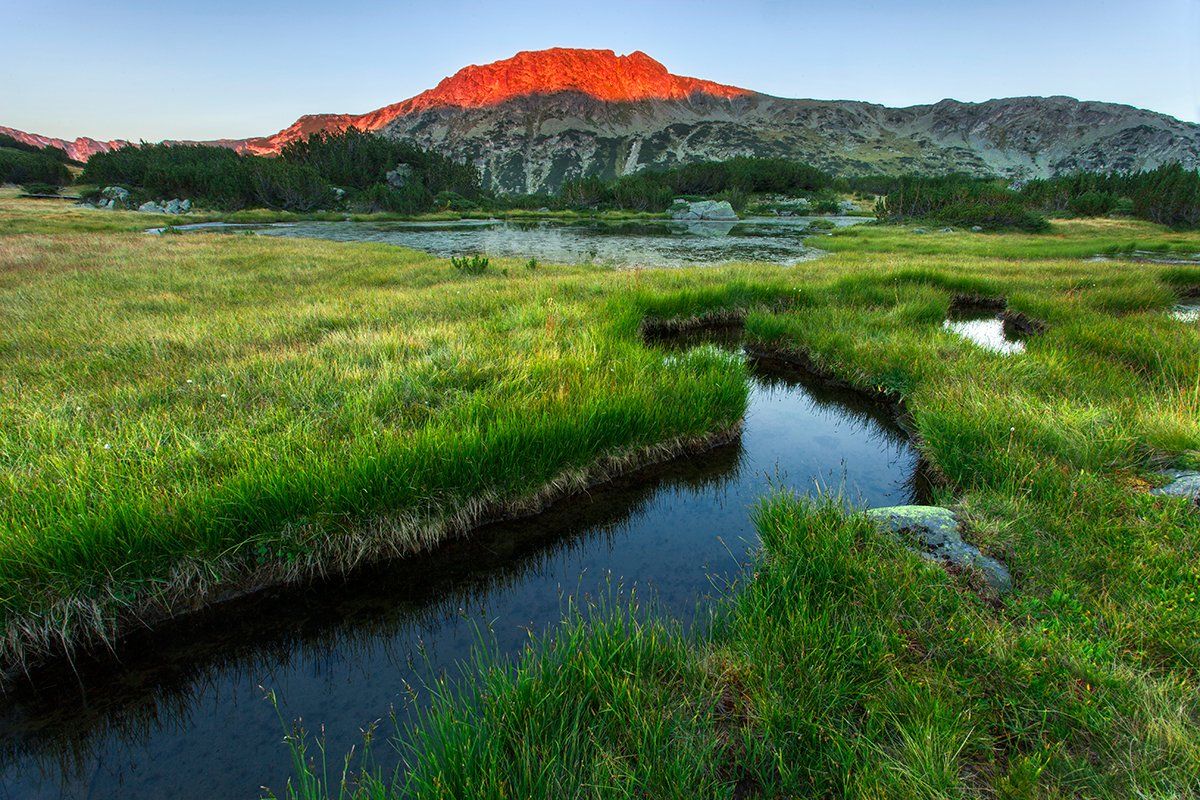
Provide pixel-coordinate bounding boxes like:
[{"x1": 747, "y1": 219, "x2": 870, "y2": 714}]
[
  {"x1": 0, "y1": 338, "x2": 925, "y2": 799},
  {"x1": 942, "y1": 308, "x2": 1027, "y2": 354}
]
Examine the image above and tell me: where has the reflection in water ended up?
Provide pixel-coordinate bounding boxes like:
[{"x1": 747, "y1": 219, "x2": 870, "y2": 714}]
[
  {"x1": 942, "y1": 309, "x2": 1027, "y2": 354},
  {"x1": 0, "y1": 352, "x2": 923, "y2": 800},
  {"x1": 248, "y1": 217, "x2": 869, "y2": 268}
]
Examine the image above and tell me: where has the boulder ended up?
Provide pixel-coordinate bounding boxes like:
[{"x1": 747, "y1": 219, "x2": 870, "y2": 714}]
[
  {"x1": 838, "y1": 199, "x2": 858, "y2": 213},
  {"x1": 669, "y1": 199, "x2": 738, "y2": 221},
  {"x1": 332, "y1": 188, "x2": 346, "y2": 201},
  {"x1": 164, "y1": 199, "x2": 184, "y2": 214},
  {"x1": 101, "y1": 186, "x2": 130, "y2": 202},
  {"x1": 866, "y1": 505, "x2": 1013, "y2": 593},
  {"x1": 971, "y1": 225, "x2": 984, "y2": 232},
  {"x1": 912, "y1": 227, "x2": 927, "y2": 234},
  {"x1": 386, "y1": 164, "x2": 415, "y2": 189},
  {"x1": 1151, "y1": 470, "x2": 1200, "y2": 504},
  {"x1": 138, "y1": 201, "x2": 167, "y2": 214}
]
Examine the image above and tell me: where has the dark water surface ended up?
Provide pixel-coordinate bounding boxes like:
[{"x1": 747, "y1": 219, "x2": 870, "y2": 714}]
[
  {"x1": 243, "y1": 216, "x2": 869, "y2": 268},
  {"x1": 0, "y1": 352, "x2": 923, "y2": 799}
]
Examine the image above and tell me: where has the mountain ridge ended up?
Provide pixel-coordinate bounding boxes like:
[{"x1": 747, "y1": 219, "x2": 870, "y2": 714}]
[{"x1": 4, "y1": 48, "x2": 1199, "y2": 192}]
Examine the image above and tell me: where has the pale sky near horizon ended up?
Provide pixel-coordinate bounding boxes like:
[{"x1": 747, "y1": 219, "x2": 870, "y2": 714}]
[{"x1": 4, "y1": 0, "x2": 1198, "y2": 142}]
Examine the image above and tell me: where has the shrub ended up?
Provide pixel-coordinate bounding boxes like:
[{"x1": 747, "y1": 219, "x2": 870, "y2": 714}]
[
  {"x1": 0, "y1": 147, "x2": 71, "y2": 186},
  {"x1": 20, "y1": 182, "x2": 60, "y2": 195},
  {"x1": 449, "y1": 254, "x2": 489, "y2": 274}
]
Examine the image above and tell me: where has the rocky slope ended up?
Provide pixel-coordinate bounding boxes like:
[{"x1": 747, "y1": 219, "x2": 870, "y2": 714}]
[{"x1": 6, "y1": 48, "x2": 1199, "y2": 193}]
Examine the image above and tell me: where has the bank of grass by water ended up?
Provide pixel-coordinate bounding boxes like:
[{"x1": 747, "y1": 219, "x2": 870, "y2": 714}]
[
  {"x1": 2, "y1": 199, "x2": 1199, "y2": 794},
  {"x1": 259, "y1": 222, "x2": 1196, "y2": 796}
]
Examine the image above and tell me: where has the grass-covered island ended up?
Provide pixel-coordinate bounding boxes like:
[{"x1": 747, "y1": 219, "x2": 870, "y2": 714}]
[{"x1": 1, "y1": 194, "x2": 1198, "y2": 797}]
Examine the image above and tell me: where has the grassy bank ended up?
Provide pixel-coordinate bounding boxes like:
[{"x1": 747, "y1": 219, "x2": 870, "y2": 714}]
[
  {"x1": 257, "y1": 219, "x2": 1196, "y2": 796},
  {"x1": 1, "y1": 196, "x2": 784, "y2": 671}
]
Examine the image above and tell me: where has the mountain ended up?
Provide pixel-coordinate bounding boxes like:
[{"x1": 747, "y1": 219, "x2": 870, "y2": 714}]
[
  {"x1": 6, "y1": 48, "x2": 1200, "y2": 194},
  {"x1": 0, "y1": 125, "x2": 127, "y2": 163}
]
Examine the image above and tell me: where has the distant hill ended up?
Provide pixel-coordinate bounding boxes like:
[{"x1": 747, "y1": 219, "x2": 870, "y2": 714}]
[{"x1": 6, "y1": 48, "x2": 1200, "y2": 194}]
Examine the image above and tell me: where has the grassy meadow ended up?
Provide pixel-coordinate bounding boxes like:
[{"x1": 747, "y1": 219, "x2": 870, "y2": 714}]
[{"x1": 2, "y1": 195, "x2": 1199, "y2": 796}]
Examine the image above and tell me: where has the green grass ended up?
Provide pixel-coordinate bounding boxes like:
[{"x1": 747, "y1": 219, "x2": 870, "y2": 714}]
[{"x1": 2, "y1": 199, "x2": 1199, "y2": 795}]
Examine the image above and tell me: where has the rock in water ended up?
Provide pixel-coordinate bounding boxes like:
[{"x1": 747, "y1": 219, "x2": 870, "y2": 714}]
[
  {"x1": 669, "y1": 199, "x2": 738, "y2": 221},
  {"x1": 866, "y1": 505, "x2": 1013, "y2": 593}
]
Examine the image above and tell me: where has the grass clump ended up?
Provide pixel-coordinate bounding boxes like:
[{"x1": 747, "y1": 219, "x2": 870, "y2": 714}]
[{"x1": 448, "y1": 253, "x2": 490, "y2": 274}]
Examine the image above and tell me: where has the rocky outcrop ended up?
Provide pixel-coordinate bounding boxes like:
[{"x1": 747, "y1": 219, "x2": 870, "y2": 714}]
[{"x1": 866, "y1": 505, "x2": 1013, "y2": 593}]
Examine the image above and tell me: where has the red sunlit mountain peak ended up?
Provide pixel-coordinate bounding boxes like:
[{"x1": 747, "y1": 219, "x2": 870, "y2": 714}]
[{"x1": 241, "y1": 48, "x2": 752, "y2": 153}]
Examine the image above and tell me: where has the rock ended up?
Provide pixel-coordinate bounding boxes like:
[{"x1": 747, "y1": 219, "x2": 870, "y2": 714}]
[
  {"x1": 101, "y1": 186, "x2": 130, "y2": 202},
  {"x1": 939, "y1": 226, "x2": 955, "y2": 233},
  {"x1": 838, "y1": 200, "x2": 858, "y2": 212},
  {"x1": 332, "y1": 188, "x2": 346, "y2": 201},
  {"x1": 181, "y1": 198, "x2": 192, "y2": 212},
  {"x1": 669, "y1": 199, "x2": 738, "y2": 221},
  {"x1": 164, "y1": 199, "x2": 184, "y2": 214},
  {"x1": 1151, "y1": 470, "x2": 1200, "y2": 504},
  {"x1": 866, "y1": 505, "x2": 1013, "y2": 594},
  {"x1": 971, "y1": 225, "x2": 984, "y2": 232},
  {"x1": 385, "y1": 164, "x2": 415, "y2": 189},
  {"x1": 138, "y1": 201, "x2": 167, "y2": 214},
  {"x1": 912, "y1": 227, "x2": 927, "y2": 234}
]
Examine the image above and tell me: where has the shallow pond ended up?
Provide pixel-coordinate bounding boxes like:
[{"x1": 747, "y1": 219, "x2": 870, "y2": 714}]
[
  {"x1": 942, "y1": 308, "x2": 1027, "y2": 354},
  {"x1": 238, "y1": 216, "x2": 869, "y2": 268},
  {"x1": 0, "y1": 346, "x2": 923, "y2": 799}
]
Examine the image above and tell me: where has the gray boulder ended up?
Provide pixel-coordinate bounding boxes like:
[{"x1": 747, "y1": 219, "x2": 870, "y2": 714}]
[
  {"x1": 138, "y1": 201, "x2": 167, "y2": 214},
  {"x1": 866, "y1": 505, "x2": 1013, "y2": 593},
  {"x1": 669, "y1": 199, "x2": 738, "y2": 221},
  {"x1": 912, "y1": 227, "x2": 927, "y2": 234},
  {"x1": 971, "y1": 225, "x2": 984, "y2": 232},
  {"x1": 386, "y1": 164, "x2": 415, "y2": 189},
  {"x1": 101, "y1": 186, "x2": 130, "y2": 202},
  {"x1": 164, "y1": 199, "x2": 184, "y2": 214},
  {"x1": 1151, "y1": 470, "x2": 1200, "y2": 504},
  {"x1": 838, "y1": 199, "x2": 858, "y2": 213}
]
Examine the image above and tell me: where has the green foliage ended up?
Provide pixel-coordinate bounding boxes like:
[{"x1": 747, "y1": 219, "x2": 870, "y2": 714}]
[
  {"x1": 77, "y1": 130, "x2": 486, "y2": 213},
  {"x1": 79, "y1": 143, "x2": 333, "y2": 211},
  {"x1": 449, "y1": 253, "x2": 490, "y2": 274},
  {"x1": 0, "y1": 147, "x2": 72, "y2": 186},
  {"x1": 20, "y1": 182, "x2": 60, "y2": 196},
  {"x1": 280, "y1": 127, "x2": 482, "y2": 202},
  {"x1": 555, "y1": 157, "x2": 833, "y2": 212},
  {"x1": 877, "y1": 174, "x2": 1050, "y2": 232}
]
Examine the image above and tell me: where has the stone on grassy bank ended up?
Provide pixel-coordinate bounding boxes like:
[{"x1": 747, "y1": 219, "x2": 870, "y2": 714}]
[
  {"x1": 866, "y1": 505, "x2": 1013, "y2": 593},
  {"x1": 1151, "y1": 471, "x2": 1200, "y2": 504}
]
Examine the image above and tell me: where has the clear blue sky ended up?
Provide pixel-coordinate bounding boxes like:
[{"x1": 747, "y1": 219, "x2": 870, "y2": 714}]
[{"x1": 5, "y1": 0, "x2": 1197, "y2": 141}]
